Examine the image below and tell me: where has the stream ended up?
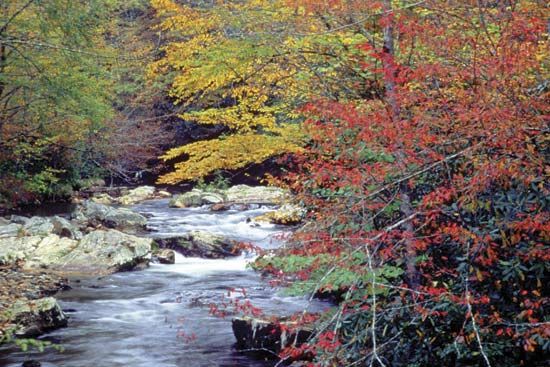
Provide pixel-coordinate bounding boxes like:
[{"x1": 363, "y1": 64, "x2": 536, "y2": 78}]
[{"x1": 0, "y1": 199, "x2": 325, "y2": 367}]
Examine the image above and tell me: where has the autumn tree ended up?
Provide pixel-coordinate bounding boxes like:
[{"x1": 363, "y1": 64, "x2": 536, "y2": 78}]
[
  {"x1": 255, "y1": 1, "x2": 549, "y2": 365},
  {"x1": 0, "y1": 0, "x2": 117, "y2": 204},
  {"x1": 0, "y1": 0, "x2": 173, "y2": 205},
  {"x1": 148, "y1": 0, "x2": 381, "y2": 184}
]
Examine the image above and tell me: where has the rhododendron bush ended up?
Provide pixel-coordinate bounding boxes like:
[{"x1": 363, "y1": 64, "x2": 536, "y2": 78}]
[{"x1": 256, "y1": 1, "x2": 549, "y2": 366}]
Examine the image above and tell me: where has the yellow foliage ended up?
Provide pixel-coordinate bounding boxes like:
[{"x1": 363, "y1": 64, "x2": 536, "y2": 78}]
[
  {"x1": 157, "y1": 125, "x2": 305, "y2": 184},
  {"x1": 149, "y1": 0, "x2": 369, "y2": 183}
]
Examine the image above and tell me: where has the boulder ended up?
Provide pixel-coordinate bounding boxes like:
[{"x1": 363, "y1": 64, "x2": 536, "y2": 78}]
[
  {"x1": 201, "y1": 192, "x2": 225, "y2": 204},
  {"x1": 253, "y1": 205, "x2": 306, "y2": 225},
  {"x1": 154, "y1": 249, "x2": 175, "y2": 264},
  {"x1": 0, "y1": 229, "x2": 152, "y2": 274},
  {"x1": 154, "y1": 231, "x2": 240, "y2": 259},
  {"x1": 90, "y1": 193, "x2": 115, "y2": 205},
  {"x1": 0, "y1": 236, "x2": 43, "y2": 265},
  {"x1": 118, "y1": 186, "x2": 156, "y2": 205},
  {"x1": 157, "y1": 190, "x2": 172, "y2": 198},
  {"x1": 7, "y1": 297, "x2": 67, "y2": 337},
  {"x1": 170, "y1": 185, "x2": 289, "y2": 209},
  {"x1": 225, "y1": 185, "x2": 288, "y2": 204},
  {"x1": 169, "y1": 190, "x2": 204, "y2": 208},
  {"x1": 232, "y1": 316, "x2": 312, "y2": 357},
  {"x1": 1, "y1": 215, "x2": 81, "y2": 241},
  {"x1": 25, "y1": 235, "x2": 79, "y2": 269},
  {"x1": 21, "y1": 217, "x2": 55, "y2": 237},
  {"x1": 72, "y1": 201, "x2": 147, "y2": 232},
  {"x1": 56, "y1": 230, "x2": 152, "y2": 274},
  {"x1": 0, "y1": 223, "x2": 23, "y2": 238},
  {"x1": 49, "y1": 216, "x2": 82, "y2": 240},
  {"x1": 210, "y1": 203, "x2": 230, "y2": 212}
]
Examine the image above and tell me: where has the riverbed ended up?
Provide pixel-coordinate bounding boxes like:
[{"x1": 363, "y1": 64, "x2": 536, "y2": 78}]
[{"x1": 0, "y1": 199, "x2": 324, "y2": 367}]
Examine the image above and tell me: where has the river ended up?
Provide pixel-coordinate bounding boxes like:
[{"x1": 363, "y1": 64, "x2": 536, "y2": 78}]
[{"x1": 0, "y1": 199, "x2": 325, "y2": 367}]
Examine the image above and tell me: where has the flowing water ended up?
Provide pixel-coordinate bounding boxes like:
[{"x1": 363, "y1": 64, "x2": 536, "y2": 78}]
[{"x1": 0, "y1": 199, "x2": 325, "y2": 367}]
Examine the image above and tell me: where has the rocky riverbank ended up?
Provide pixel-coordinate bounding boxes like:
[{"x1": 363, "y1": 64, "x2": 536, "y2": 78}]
[
  {"x1": 1, "y1": 184, "x2": 309, "y2": 364},
  {"x1": 0, "y1": 200, "x2": 156, "y2": 342}
]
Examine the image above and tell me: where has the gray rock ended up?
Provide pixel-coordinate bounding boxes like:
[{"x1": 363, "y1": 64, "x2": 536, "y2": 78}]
[
  {"x1": 0, "y1": 235, "x2": 43, "y2": 264},
  {"x1": 0, "y1": 228, "x2": 151, "y2": 275},
  {"x1": 8, "y1": 297, "x2": 67, "y2": 337},
  {"x1": 232, "y1": 316, "x2": 312, "y2": 357},
  {"x1": 10, "y1": 215, "x2": 30, "y2": 225},
  {"x1": 225, "y1": 185, "x2": 288, "y2": 204},
  {"x1": 0, "y1": 223, "x2": 23, "y2": 238},
  {"x1": 56, "y1": 230, "x2": 152, "y2": 274},
  {"x1": 22, "y1": 217, "x2": 55, "y2": 236},
  {"x1": 50, "y1": 216, "x2": 82, "y2": 240},
  {"x1": 169, "y1": 190, "x2": 204, "y2": 208},
  {"x1": 118, "y1": 186, "x2": 156, "y2": 205},
  {"x1": 201, "y1": 192, "x2": 225, "y2": 204},
  {"x1": 253, "y1": 205, "x2": 306, "y2": 225},
  {"x1": 154, "y1": 249, "x2": 175, "y2": 264},
  {"x1": 72, "y1": 201, "x2": 147, "y2": 232},
  {"x1": 154, "y1": 231, "x2": 240, "y2": 259}
]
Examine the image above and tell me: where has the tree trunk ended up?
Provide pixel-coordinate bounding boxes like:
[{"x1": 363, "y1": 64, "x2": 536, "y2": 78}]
[{"x1": 381, "y1": 0, "x2": 419, "y2": 288}]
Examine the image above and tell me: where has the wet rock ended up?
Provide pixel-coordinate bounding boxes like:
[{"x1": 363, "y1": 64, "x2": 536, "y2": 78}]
[
  {"x1": 72, "y1": 201, "x2": 147, "y2": 232},
  {"x1": 253, "y1": 205, "x2": 306, "y2": 225},
  {"x1": 56, "y1": 230, "x2": 152, "y2": 274},
  {"x1": 154, "y1": 231, "x2": 241, "y2": 259},
  {"x1": 232, "y1": 316, "x2": 312, "y2": 357},
  {"x1": 0, "y1": 229, "x2": 152, "y2": 274},
  {"x1": 22, "y1": 361, "x2": 41, "y2": 367},
  {"x1": 169, "y1": 190, "x2": 204, "y2": 208},
  {"x1": 210, "y1": 203, "x2": 230, "y2": 211},
  {"x1": 225, "y1": 185, "x2": 288, "y2": 204},
  {"x1": 171, "y1": 185, "x2": 289, "y2": 209},
  {"x1": 118, "y1": 186, "x2": 156, "y2": 205},
  {"x1": 8, "y1": 297, "x2": 67, "y2": 337},
  {"x1": 157, "y1": 190, "x2": 172, "y2": 198},
  {"x1": 201, "y1": 192, "x2": 225, "y2": 204},
  {"x1": 154, "y1": 249, "x2": 175, "y2": 264}
]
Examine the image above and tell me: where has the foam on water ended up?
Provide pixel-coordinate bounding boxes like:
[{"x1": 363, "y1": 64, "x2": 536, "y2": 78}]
[{"x1": 148, "y1": 253, "x2": 252, "y2": 275}]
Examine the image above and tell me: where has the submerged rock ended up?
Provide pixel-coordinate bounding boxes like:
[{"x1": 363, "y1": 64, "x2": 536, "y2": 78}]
[
  {"x1": 154, "y1": 231, "x2": 240, "y2": 259},
  {"x1": 232, "y1": 316, "x2": 312, "y2": 357},
  {"x1": 7, "y1": 297, "x2": 67, "y2": 337}
]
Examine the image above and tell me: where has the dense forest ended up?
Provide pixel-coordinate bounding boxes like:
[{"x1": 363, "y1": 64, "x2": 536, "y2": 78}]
[{"x1": 0, "y1": 1, "x2": 548, "y2": 367}]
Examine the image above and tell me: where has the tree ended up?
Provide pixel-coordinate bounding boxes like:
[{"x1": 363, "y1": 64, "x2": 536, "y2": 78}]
[
  {"x1": 0, "y1": 0, "x2": 116, "y2": 204},
  {"x1": 148, "y1": 0, "x2": 378, "y2": 184},
  {"x1": 256, "y1": 1, "x2": 549, "y2": 365}
]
